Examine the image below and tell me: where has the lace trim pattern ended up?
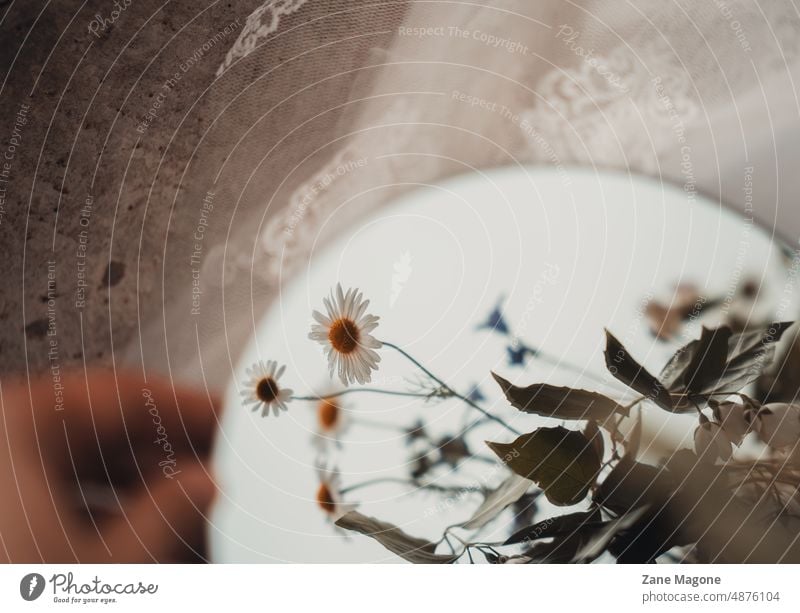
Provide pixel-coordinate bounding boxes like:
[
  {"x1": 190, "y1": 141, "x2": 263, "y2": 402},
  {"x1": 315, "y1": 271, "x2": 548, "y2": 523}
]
[
  {"x1": 519, "y1": 3, "x2": 800, "y2": 173},
  {"x1": 243, "y1": 99, "x2": 416, "y2": 283},
  {"x1": 520, "y1": 36, "x2": 699, "y2": 175},
  {"x1": 216, "y1": 0, "x2": 310, "y2": 76}
]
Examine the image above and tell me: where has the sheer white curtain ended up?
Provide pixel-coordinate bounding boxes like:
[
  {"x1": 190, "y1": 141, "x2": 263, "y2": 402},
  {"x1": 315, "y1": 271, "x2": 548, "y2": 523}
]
[{"x1": 127, "y1": 0, "x2": 800, "y2": 389}]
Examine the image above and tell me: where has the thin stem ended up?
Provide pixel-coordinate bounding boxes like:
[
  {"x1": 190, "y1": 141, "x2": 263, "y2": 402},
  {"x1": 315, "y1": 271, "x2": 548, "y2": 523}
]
[
  {"x1": 532, "y1": 347, "x2": 610, "y2": 387},
  {"x1": 292, "y1": 388, "x2": 430, "y2": 402},
  {"x1": 380, "y1": 341, "x2": 522, "y2": 436},
  {"x1": 351, "y1": 417, "x2": 412, "y2": 434},
  {"x1": 469, "y1": 454, "x2": 501, "y2": 465},
  {"x1": 339, "y1": 477, "x2": 484, "y2": 496},
  {"x1": 623, "y1": 396, "x2": 645, "y2": 411},
  {"x1": 443, "y1": 533, "x2": 457, "y2": 555},
  {"x1": 460, "y1": 415, "x2": 495, "y2": 437}
]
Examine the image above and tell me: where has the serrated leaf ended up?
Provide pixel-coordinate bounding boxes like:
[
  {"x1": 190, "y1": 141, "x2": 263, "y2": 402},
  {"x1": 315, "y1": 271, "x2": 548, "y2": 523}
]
[
  {"x1": 504, "y1": 509, "x2": 602, "y2": 545},
  {"x1": 334, "y1": 511, "x2": 458, "y2": 564},
  {"x1": 486, "y1": 426, "x2": 601, "y2": 506},
  {"x1": 714, "y1": 322, "x2": 794, "y2": 392},
  {"x1": 492, "y1": 372, "x2": 628, "y2": 421},
  {"x1": 604, "y1": 330, "x2": 674, "y2": 411},
  {"x1": 661, "y1": 322, "x2": 793, "y2": 398},
  {"x1": 659, "y1": 326, "x2": 730, "y2": 391},
  {"x1": 461, "y1": 473, "x2": 531, "y2": 530},
  {"x1": 729, "y1": 322, "x2": 794, "y2": 363}
]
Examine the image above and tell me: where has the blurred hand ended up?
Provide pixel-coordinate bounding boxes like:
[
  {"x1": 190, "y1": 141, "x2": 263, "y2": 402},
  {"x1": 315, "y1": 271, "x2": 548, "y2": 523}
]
[{"x1": 0, "y1": 369, "x2": 220, "y2": 562}]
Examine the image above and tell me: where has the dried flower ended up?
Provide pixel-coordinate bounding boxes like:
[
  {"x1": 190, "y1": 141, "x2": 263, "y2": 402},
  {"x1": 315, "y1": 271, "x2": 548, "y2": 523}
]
[
  {"x1": 466, "y1": 383, "x2": 486, "y2": 403},
  {"x1": 747, "y1": 403, "x2": 800, "y2": 450},
  {"x1": 437, "y1": 435, "x2": 471, "y2": 467},
  {"x1": 645, "y1": 284, "x2": 706, "y2": 341},
  {"x1": 312, "y1": 396, "x2": 349, "y2": 453},
  {"x1": 309, "y1": 284, "x2": 381, "y2": 385},
  {"x1": 240, "y1": 360, "x2": 293, "y2": 417},
  {"x1": 477, "y1": 299, "x2": 510, "y2": 335},
  {"x1": 506, "y1": 341, "x2": 537, "y2": 366},
  {"x1": 315, "y1": 465, "x2": 356, "y2": 520},
  {"x1": 404, "y1": 419, "x2": 428, "y2": 446},
  {"x1": 409, "y1": 452, "x2": 434, "y2": 480}
]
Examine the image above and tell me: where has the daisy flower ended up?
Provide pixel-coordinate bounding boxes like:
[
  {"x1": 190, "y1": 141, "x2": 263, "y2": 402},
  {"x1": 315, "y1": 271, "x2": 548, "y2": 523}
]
[
  {"x1": 312, "y1": 396, "x2": 350, "y2": 453},
  {"x1": 315, "y1": 465, "x2": 356, "y2": 521},
  {"x1": 240, "y1": 360, "x2": 293, "y2": 417},
  {"x1": 309, "y1": 284, "x2": 382, "y2": 385}
]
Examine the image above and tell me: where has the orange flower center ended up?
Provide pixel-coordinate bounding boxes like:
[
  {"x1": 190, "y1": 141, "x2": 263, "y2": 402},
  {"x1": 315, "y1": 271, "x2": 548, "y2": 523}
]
[
  {"x1": 256, "y1": 377, "x2": 279, "y2": 403},
  {"x1": 328, "y1": 318, "x2": 360, "y2": 354},
  {"x1": 318, "y1": 400, "x2": 340, "y2": 430},
  {"x1": 316, "y1": 483, "x2": 336, "y2": 514}
]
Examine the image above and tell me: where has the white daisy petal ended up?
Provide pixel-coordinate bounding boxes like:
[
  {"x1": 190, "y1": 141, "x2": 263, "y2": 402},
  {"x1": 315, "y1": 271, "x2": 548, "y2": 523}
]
[
  {"x1": 354, "y1": 299, "x2": 369, "y2": 321},
  {"x1": 309, "y1": 285, "x2": 382, "y2": 386},
  {"x1": 313, "y1": 310, "x2": 331, "y2": 326},
  {"x1": 240, "y1": 360, "x2": 293, "y2": 417},
  {"x1": 342, "y1": 288, "x2": 353, "y2": 317}
]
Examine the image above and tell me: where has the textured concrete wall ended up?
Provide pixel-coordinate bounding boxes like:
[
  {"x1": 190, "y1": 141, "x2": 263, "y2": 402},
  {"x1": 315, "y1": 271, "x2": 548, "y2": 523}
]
[{"x1": 0, "y1": 1, "x2": 290, "y2": 376}]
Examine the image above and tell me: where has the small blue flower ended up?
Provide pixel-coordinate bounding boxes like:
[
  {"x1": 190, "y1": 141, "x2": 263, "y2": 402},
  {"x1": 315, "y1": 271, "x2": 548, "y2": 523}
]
[
  {"x1": 466, "y1": 383, "x2": 486, "y2": 403},
  {"x1": 477, "y1": 299, "x2": 510, "y2": 335},
  {"x1": 506, "y1": 342, "x2": 537, "y2": 366}
]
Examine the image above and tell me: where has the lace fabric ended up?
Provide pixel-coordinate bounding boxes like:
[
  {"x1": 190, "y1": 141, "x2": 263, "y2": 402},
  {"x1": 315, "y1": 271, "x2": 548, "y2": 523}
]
[
  {"x1": 126, "y1": 0, "x2": 800, "y2": 389},
  {"x1": 216, "y1": 0, "x2": 311, "y2": 77}
]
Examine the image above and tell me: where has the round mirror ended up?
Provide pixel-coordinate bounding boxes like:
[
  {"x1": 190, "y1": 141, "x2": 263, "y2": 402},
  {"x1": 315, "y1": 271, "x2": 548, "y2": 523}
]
[{"x1": 211, "y1": 166, "x2": 800, "y2": 562}]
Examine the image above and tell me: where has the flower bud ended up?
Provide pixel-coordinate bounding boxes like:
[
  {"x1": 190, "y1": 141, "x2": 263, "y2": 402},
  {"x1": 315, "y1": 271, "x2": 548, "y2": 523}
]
[
  {"x1": 694, "y1": 418, "x2": 733, "y2": 463},
  {"x1": 748, "y1": 403, "x2": 800, "y2": 450},
  {"x1": 710, "y1": 400, "x2": 750, "y2": 446}
]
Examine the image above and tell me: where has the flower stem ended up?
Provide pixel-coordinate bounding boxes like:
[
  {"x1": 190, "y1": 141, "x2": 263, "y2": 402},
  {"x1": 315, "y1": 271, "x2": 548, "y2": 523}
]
[
  {"x1": 623, "y1": 396, "x2": 645, "y2": 411},
  {"x1": 292, "y1": 388, "x2": 430, "y2": 402},
  {"x1": 339, "y1": 477, "x2": 484, "y2": 496},
  {"x1": 380, "y1": 340, "x2": 522, "y2": 436},
  {"x1": 530, "y1": 346, "x2": 610, "y2": 387}
]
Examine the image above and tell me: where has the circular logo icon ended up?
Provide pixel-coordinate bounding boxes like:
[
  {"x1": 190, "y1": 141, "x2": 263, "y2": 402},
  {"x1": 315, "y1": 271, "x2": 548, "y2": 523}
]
[{"x1": 20, "y1": 573, "x2": 45, "y2": 601}]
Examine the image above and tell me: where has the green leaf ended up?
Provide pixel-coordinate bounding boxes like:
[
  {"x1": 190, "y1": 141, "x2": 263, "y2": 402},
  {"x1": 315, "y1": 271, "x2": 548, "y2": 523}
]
[
  {"x1": 486, "y1": 426, "x2": 601, "y2": 506},
  {"x1": 492, "y1": 372, "x2": 628, "y2": 422},
  {"x1": 604, "y1": 330, "x2": 675, "y2": 411},
  {"x1": 334, "y1": 511, "x2": 458, "y2": 564}
]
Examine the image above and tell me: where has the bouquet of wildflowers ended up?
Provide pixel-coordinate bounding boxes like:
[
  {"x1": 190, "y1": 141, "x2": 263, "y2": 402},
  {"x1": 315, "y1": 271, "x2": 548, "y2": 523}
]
[{"x1": 240, "y1": 284, "x2": 800, "y2": 563}]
